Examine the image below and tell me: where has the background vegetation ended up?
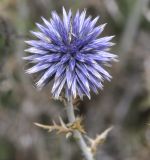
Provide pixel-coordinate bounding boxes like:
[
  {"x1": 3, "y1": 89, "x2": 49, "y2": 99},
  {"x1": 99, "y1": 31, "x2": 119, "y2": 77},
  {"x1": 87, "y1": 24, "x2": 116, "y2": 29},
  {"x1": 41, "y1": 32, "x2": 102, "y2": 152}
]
[{"x1": 0, "y1": 0, "x2": 150, "y2": 159}]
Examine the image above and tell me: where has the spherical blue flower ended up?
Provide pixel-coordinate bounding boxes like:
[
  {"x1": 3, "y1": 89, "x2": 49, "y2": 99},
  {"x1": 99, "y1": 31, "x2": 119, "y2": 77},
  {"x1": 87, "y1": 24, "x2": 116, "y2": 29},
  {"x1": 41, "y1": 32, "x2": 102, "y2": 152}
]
[{"x1": 23, "y1": 8, "x2": 118, "y2": 100}]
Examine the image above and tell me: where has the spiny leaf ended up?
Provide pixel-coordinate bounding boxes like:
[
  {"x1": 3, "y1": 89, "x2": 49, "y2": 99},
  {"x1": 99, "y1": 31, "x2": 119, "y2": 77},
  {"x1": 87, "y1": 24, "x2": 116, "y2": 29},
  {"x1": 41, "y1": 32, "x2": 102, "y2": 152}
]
[
  {"x1": 85, "y1": 126, "x2": 113, "y2": 154},
  {"x1": 67, "y1": 117, "x2": 86, "y2": 134},
  {"x1": 34, "y1": 116, "x2": 86, "y2": 136}
]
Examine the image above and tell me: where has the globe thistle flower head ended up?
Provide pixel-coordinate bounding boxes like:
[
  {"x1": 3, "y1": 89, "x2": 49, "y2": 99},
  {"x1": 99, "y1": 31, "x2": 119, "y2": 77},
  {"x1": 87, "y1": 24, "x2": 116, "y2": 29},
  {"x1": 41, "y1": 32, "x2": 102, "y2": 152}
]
[{"x1": 23, "y1": 8, "x2": 118, "y2": 100}]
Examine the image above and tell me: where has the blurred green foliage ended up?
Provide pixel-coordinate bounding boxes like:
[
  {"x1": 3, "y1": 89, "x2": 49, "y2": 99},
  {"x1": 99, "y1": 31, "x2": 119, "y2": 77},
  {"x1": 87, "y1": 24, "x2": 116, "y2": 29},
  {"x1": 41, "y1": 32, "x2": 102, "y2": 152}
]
[{"x1": 0, "y1": 138, "x2": 15, "y2": 160}]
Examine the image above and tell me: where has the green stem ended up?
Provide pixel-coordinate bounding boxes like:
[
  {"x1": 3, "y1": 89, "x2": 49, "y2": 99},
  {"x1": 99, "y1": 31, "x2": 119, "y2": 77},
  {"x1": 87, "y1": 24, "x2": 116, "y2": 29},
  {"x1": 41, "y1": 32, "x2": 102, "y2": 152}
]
[{"x1": 66, "y1": 97, "x2": 94, "y2": 160}]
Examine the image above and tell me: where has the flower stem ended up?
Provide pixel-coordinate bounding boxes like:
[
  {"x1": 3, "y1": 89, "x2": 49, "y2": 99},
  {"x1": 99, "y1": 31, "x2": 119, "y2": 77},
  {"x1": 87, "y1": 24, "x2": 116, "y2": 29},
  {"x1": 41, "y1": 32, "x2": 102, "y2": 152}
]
[{"x1": 66, "y1": 97, "x2": 94, "y2": 160}]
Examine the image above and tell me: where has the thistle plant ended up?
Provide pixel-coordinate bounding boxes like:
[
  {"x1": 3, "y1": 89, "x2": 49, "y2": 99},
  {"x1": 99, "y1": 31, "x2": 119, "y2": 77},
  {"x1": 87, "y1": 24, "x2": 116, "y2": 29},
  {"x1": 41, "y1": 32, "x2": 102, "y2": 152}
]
[{"x1": 23, "y1": 8, "x2": 118, "y2": 160}]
